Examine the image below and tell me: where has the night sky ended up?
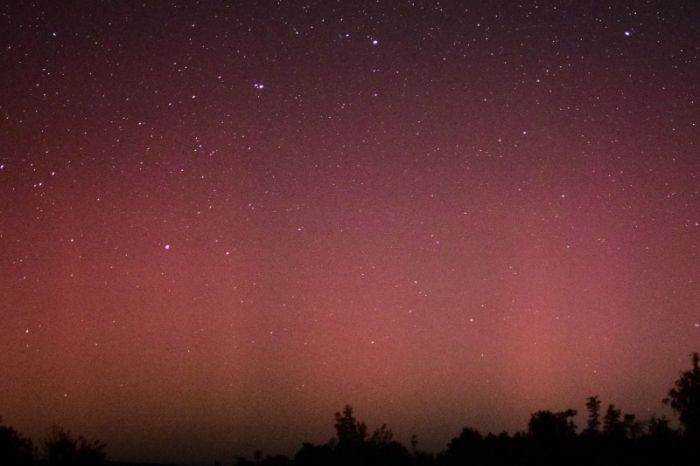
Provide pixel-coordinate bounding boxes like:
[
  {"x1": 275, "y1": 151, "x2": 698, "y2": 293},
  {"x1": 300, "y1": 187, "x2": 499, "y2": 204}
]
[{"x1": 1, "y1": 1, "x2": 699, "y2": 464}]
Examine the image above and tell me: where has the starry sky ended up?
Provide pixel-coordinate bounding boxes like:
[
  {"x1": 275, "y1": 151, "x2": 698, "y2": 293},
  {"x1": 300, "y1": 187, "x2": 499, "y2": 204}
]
[{"x1": 1, "y1": 1, "x2": 699, "y2": 464}]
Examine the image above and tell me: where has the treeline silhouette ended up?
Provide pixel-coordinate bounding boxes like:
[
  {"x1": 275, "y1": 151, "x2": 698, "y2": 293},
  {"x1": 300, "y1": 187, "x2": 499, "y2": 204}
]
[
  {"x1": 2, "y1": 353, "x2": 699, "y2": 466},
  {"x1": 0, "y1": 423, "x2": 105, "y2": 466}
]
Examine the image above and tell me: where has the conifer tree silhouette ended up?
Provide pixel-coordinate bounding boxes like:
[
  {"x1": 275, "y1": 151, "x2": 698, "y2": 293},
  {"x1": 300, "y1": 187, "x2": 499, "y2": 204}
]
[
  {"x1": 584, "y1": 395, "x2": 602, "y2": 434},
  {"x1": 334, "y1": 405, "x2": 367, "y2": 445}
]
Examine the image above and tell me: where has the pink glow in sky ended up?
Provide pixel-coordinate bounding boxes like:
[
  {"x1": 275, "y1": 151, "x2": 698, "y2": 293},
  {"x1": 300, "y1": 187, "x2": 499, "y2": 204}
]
[{"x1": 1, "y1": 1, "x2": 698, "y2": 464}]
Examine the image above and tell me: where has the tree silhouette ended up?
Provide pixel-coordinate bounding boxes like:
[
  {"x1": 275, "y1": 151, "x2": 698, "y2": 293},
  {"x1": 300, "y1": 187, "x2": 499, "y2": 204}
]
[
  {"x1": 647, "y1": 415, "x2": 674, "y2": 438},
  {"x1": 622, "y1": 413, "x2": 642, "y2": 439},
  {"x1": 44, "y1": 425, "x2": 106, "y2": 466},
  {"x1": 663, "y1": 352, "x2": 700, "y2": 439},
  {"x1": 294, "y1": 406, "x2": 407, "y2": 466},
  {"x1": 333, "y1": 405, "x2": 367, "y2": 446},
  {"x1": 369, "y1": 424, "x2": 393, "y2": 446},
  {"x1": 443, "y1": 427, "x2": 484, "y2": 465},
  {"x1": 294, "y1": 442, "x2": 334, "y2": 466},
  {"x1": 526, "y1": 410, "x2": 578, "y2": 466},
  {"x1": 219, "y1": 355, "x2": 700, "y2": 466},
  {"x1": 603, "y1": 404, "x2": 624, "y2": 438},
  {"x1": 7, "y1": 352, "x2": 700, "y2": 466},
  {"x1": 409, "y1": 434, "x2": 418, "y2": 454},
  {"x1": 528, "y1": 409, "x2": 577, "y2": 440},
  {"x1": 584, "y1": 395, "x2": 601, "y2": 434},
  {"x1": 0, "y1": 417, "x2": 34, "y2": 466}
]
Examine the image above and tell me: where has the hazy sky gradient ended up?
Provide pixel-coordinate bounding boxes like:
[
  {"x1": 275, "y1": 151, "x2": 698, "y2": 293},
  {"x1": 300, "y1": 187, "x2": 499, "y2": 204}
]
[{"x1": 1, "y1": 1, "x2": 698, "y2": 464}]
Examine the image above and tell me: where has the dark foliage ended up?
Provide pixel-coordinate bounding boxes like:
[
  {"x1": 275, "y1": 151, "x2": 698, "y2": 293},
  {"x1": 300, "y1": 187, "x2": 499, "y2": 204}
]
[
  {"x1": 0, "y1": 421, "x2": 106, "y2": 466},
  {"x1": 0, "y1": 417, "x2": 34, "y2": 466},
  {"x1": 294, "y1": 442, "x2": 334, "y2": 466},
  {"x1": 333, "y1": 405, "x2": 367, "y2": 446},
  {"x1": 664, "y1": 352, "x2": 700, "y2": 439},
  {"x1": 3, "y1": 352, "x2": 700, "y2": 466},
  {"x1": 583, "y1": 395, "x2": 601, "y2": 434},
  {"x1": 232, "y1": 353, "x2": 700, "y2": 466},
  {"x1": 44, "y1": 425, "x2": 107, "y2": 466}
]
